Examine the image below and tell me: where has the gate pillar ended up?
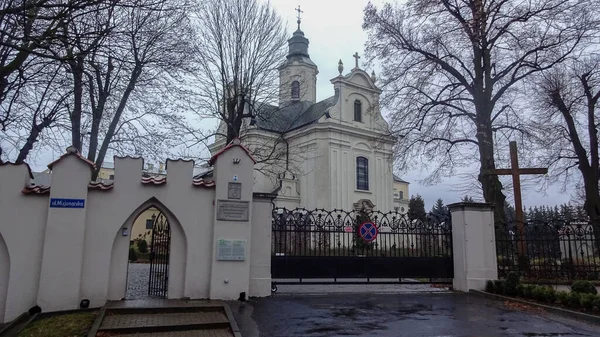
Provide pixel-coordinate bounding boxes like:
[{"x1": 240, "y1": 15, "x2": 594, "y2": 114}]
[
  {"x1": 37, "y1": 148, "x2": 93, "y2": 312},
  {"x1": 209, "y1": 139, "x2": 256, "y2": 300},
  {"x1": 448, "y1": 202, "x2": 498, "y2": 292}
]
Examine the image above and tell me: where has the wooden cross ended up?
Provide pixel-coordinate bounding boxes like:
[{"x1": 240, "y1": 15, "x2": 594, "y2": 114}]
[
  {"x1": 488, "y1": 141, "x2": 548, "y2": 256},
  {"x1": 353, "y1": 52, "x2": 360, "y2": 69}
]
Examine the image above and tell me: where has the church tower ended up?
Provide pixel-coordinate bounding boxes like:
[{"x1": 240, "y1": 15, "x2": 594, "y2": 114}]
[{"x1": 278, "y1": 7, "x2": 318, "y2": 105}]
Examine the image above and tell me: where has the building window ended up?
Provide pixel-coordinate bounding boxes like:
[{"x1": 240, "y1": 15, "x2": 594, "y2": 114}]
[
  {"x1": 109, "y1": 174, "x2": 115, "y2": 180},
  {"x1": 354, "y1": 100, "x2": 362, "y2": 122},
  {"x1": 145, "y1": 219, "x2": 153, "y2": 230},
  {"x1": 399, "y1": 191, "x2": 403, "y2": 199},
  {"x1": 356, "y1": 156, "x2": 369, "y2": 190},
  {"x1": 291, "y1": 81, "x2": 300, "y2": 100}
]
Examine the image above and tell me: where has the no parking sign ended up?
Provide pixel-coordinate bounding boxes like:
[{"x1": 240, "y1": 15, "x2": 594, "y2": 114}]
[{"x1": 358, "y1": 222, "x2": 378, "y2": 242}]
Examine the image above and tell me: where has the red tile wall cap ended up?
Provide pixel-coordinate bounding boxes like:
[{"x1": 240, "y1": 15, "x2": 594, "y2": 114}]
[
  {"x1": 88, "y1": 181, "x2": 114, "y2": 190},
  {"x1": 141, "y1": 176, "x2": 167, "y2": 185},
  {"x1": 208, "y1": 138, "x2": 256, "y2": 166},
  {"x1": 22, "y1": 185, "x2": 51, "y2": 195},
  {"x1": 192, "y1": 178, "x2": 216, "y2": 188},
  {"x1": 47, "y1": 146, "x2": 95, "y2": 171}
]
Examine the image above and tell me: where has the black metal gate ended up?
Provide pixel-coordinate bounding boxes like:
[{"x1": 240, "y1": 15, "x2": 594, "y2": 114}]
[
  {"x1": 148, "y1": 212, "x2": 170, "y2": 297},
  {"x1": 271, "y1": 208, "x2": 453, "y2": 284}
]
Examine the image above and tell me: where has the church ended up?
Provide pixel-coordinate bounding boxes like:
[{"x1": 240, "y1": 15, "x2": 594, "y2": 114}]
[{"x1": 209, "y1": 19, "x2": 398, "y2": 212}]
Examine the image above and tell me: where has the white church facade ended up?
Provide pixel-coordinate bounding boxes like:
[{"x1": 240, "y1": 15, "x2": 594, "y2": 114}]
[{"x1": 209, "y1": 21, "x2": 397, "y2": 212}]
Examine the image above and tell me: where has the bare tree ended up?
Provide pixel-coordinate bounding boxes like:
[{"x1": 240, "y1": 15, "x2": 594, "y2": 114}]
[
  {"x1": 0, "y1": 0, "x2": 108, "y2": 161},
  {"x1": 363, "y1": 0, "x2": 597, "y2": 223},
  {"x1": 1, "y1": 0, "x2": 196, "y2": 173},
  {"x1": 192, "y1": 0, "x2": 287, "y2": 145},
  {"x1": 533, "y1": 57, "x2": 600, "y2": 231}
]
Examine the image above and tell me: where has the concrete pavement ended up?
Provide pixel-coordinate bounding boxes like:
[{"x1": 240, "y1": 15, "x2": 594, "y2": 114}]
[{"x1": 228, "y1": 291, "x2": 600, "y2": 337}]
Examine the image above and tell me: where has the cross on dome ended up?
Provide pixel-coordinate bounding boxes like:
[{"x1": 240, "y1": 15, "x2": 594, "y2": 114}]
[{"x1": 295, "y1": 5, "x2": 303, "y2": 30}]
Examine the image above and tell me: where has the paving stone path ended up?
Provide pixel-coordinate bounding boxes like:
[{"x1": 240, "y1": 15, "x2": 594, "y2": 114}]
[
  {"x1": 116, "y1": 331, "x2": 233, "y2": 337},
  {"x1": 100, "y1": 312, "x2": 229, "y2": 330},
  {"x1": 126, "y1": 262, "x2": 150, "y2": 299},
  {"x1": 94, "y1": 300, "x2": 236, "y2": 337}
]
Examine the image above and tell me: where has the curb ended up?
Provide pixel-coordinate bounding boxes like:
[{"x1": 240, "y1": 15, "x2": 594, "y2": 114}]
[
  {"x1": 0, "y1": 312, "x2": 28, "y2": 336},
  {"x1": 86, "y1": 306, "x2": 107, "y2": 337},
  {"x1": 0, "y1": 312, "x2": 35, "y2": 337},
  {"x1": 470, "y1": 289, "x2": 600, "y2": 325},
  {"x1": 223, "y1": 302, "x2": 242, "y2": 337}
]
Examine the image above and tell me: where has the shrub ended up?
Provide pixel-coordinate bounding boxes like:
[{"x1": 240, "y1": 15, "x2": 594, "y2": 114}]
[
  {"x1": 523, "y1": 284, "x2": 534, "y2": 298},
  {"x1": 505, "y1": 272, "x2": 520, "y2": 296},
  {"x1": 137, "y1": 239, "x2": 149, "y2": 254},
  {"x1": 568, "y1": 292, "x2": 582, "y2": 308},
  {"x1": 516, "y1": 284, "x2": 525, "y2": 297},
  {"x1": 571, "y1": 280, "x2": 597, "y2": 295},
  {"x1": 592, "y1": 296, "x2": 600, "y2": 311},
  {"x1": 485, "y1": 280, "x2": 495, "y2": 293},
  {"x1": 580, "y1": 294, "x2": 595, "y2": 310},
  {"x1": 557, "y1": 291, "x2": 569, "y2": 305},
  {"x1": 128, "y1": 247, "x2": 137, "y2": 262},
  {"x1": 543, "y1": 287, "x2": 556, "y2": 303},
  {"x1": 494, "y1": 280, "x2": 506, "y2": 295},
  {"x1": 532, "y1": 286, "x2": 545, "y2": 301}
]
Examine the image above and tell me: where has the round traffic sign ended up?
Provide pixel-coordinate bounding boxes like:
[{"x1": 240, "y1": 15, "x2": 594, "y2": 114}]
[{"x1": 358, "y1": 222, "x2": 378, "y2": 242}]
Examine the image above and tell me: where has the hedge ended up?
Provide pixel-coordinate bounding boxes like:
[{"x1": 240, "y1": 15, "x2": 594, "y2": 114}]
[{"x1": 486, "y1": 277, "x2": 600, "y2": 313}]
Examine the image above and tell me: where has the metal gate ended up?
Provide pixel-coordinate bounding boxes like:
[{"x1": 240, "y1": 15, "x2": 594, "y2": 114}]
[
  {"x1": 148, "y1": 212, "x2": 170, "y2": 297},
  {"x1": 271, "y1": 208, "x2": 453, "y2": 285}
]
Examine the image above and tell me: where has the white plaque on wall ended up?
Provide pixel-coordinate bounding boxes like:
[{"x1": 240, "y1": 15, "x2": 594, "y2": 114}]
[
  {"x1": 217, "y1": 200, "x2": 250, "y2": 221},
  {"x1": 217, "y1": 239, "x2": 247, "y2": 261}
]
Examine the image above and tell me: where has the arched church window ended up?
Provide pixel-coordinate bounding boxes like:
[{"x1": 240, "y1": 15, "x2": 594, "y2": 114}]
[
  {"x1": 356, "y1": 156, "x2": 369, "y2": 190},
  {"x1": 291, "y1": 81, "x2": 300, "y2": 100},
  {"x1": 354, "y1": 100, "x2": 362, "y2": 122}
]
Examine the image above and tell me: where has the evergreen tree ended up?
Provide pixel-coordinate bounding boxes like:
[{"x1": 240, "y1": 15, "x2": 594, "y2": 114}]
[
  {"x1": 461, "y1": 195, "x2": 474, "y2": 203},
  {"x1": 430, "y1": 198, "x2": 449, "y2": 222},
  {"x1": 504, "y1": 202, "x2": 516, "y2": 223},
  {"x1": 408, "y1": 195, "x2": 427, "y2": 222}
]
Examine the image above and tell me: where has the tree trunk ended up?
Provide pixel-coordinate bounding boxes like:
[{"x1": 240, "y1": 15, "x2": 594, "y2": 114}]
[
  {"x1": 476, "y1": 118, "x2": 508, "y2": 227},
  {"x1": 70, "y1": 56, "x2": 84, "y2": 151},
  {"x1": 15, "y1": 124, "x2": 42, "y2": 163},
  {"x1": 93, "y1": 66, "x2": 142, "y2": 180},
  {"x1": 581, "y1": 167, "x2": 600, "y2": 249}
]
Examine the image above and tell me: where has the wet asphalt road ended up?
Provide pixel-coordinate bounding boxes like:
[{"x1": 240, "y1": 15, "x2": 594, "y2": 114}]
[{"x1": 229, "y1": 291, "x2": 600, "y2": 337}]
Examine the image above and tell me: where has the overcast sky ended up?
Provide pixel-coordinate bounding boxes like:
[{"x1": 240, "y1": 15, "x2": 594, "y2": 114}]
[{"x1": 20, "y1": 0, "x2": 576, "y2": 209}]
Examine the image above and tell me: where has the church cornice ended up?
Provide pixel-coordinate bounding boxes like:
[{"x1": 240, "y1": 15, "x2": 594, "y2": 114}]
[{"x1": 331, "y1": 70, "x2": 382, "y2": 94}]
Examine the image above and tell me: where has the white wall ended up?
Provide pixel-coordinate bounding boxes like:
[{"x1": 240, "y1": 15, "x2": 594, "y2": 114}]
[
  {"x1": 0, "y1": 164, "x2": 48, "y2": 322},
  {"x1": 0, "y1": 141, "x2": 269, "y2": 323},
  {"x1": 0, "y1": 233, "x2": 9, "y2": 323}
]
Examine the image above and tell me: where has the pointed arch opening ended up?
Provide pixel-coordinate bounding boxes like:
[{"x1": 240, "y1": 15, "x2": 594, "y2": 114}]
[{"x1": 108, "y1": 198, "x2": 187, "y2": 300}]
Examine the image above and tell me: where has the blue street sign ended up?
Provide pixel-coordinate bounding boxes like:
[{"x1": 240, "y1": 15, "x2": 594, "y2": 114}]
[
  {"x1": 50, "y1": 198, "x2": 85, "y2": 208},
  {"x1": 359, "y1": 222, "x2": 378, "y2": 242}
]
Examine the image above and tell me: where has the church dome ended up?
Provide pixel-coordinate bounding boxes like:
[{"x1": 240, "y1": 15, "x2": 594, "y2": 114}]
[{"x1": 287, "y1": 28, "x2": 309, "y2": 59}]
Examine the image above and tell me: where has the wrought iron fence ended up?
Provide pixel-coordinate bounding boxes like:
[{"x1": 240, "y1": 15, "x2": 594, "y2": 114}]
[
  {"x1": 496, "y1": 219, "x2": 600, "y2": 282},
  {"x1": 272, "y1": 208, "x2": 453, "y2": 258}
]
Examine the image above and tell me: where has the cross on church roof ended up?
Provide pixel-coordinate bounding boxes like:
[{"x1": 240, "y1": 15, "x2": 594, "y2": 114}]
[
  {"x1": 295, "y1": 5, "x2": 303, "y2": 29},
  {"x1": 353, "y1": 52, "x2": 360, "y2": 69}
]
